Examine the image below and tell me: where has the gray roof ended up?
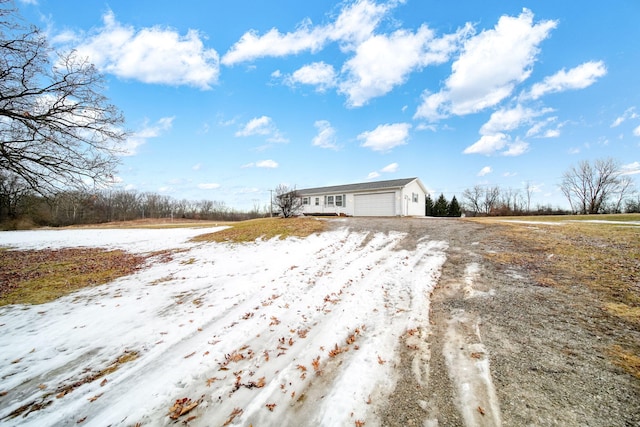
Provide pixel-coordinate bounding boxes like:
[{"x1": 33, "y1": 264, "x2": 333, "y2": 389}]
[{"x1": 297, "y1": 178, "x2": 419, "y2": 196}]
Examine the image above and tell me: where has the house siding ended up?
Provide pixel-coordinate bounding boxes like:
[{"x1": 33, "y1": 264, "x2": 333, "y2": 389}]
[{"x1": 298, "y1": 178, "x2": 426, "y2": 217}]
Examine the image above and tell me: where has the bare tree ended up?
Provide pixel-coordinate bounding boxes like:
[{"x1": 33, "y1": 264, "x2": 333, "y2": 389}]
[
  {"x1": 273, "y1": 184, "x2": 302, "y2": 218},
  {"x1": 524, "y1": 181, "x2": 533, "y2": 212},
  {"x1": 611, "y1": 175, "x2": 634, "y2": 213},
  {"x1": 559, "y1": 158, "x2": 622, "y2": 214},
  {"x1": 0, "y1": 3, "x2": 126, "y2": 195},
  {"x1": 462, "y1": 185, "x2": 483, "y2": 215}
]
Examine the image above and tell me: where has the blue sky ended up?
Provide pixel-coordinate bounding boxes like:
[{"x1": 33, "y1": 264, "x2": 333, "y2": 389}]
[{"x1": 17, "y1": 0, "x2": 640, "y2": 210}]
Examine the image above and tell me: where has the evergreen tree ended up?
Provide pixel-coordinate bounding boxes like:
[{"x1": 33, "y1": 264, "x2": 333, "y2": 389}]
[
  {"x1": 447, "y1": 195, "x2": 462, "y2": 217},
  {"x1": 425, "y1": 194, "x2": 434, "y2": 216},
  {"x1": 433, "y1": 193, "x2": 449, "y2": 217}
]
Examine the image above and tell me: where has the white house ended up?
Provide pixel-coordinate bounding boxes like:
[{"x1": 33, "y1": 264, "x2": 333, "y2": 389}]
[{"x1": 296, "y1": 177, "x2": 427, "y2": 217}]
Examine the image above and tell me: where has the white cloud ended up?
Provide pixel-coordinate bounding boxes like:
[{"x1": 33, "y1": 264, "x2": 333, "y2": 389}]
[
  {"x1": 120, "y1": 116, "x2": 174, "y2": 156},
  {"x1": 367, "y1": 171, "x2": 381, "y2": 179},
  {"x1": 542, "y1": 129, "x2": 560, "y2": 138},
  {"x1": 463, "y1": 133, "x2": 508, "y2": 155},
  {"x1": 235, "y1": 116, "x2": 273, "y2": 136},
  {"x1": 339, "y1": 24, "x2": 469, "y2": 107},
  {"x1": 415, "y1": 9, "x2": 557, "y2": 120},
  {"x1": 611, "y1": 107, "x2": 638, "y2": 128},
  {"x1": 256, "y1": 160, "x2": 279, "y2": 168},
  {"x1": 502, "y1": 139, "x2": 529, "y2": 156},
  {"x1": 241, "y1": 160, "x2": 279, "y2": 169},
  {"x1": 235, "y1": 116, "x2": 288, "y2": 143},
  {"x1": 312, "y1": 120, "x2": 338, "y2": 149},
  {"x1": 464, "y1": 133, "x2": 528, "y2": 156},
  {"x1": 381, "y1": 162, "x2": 399, "y2": 173},
  {"x1": 634, "y1": 125, "x2": 640, "y2": 137},
  {"x1": 192, "y1": 163, "x2": 202, "y2": 171},
  {"x1": 358, "y1": 123, "x2": 411, "y2": 152},
  {"x1": 287, "y1": 62, "x2": 336, "y2": 91},
  {"x1": 621, "y1": 161, "x2": 640, "y2": 175},
  {"x1": 70, "y1": 11, "x2": 219, "y2": 89},
  {"x1": 198, "y1": 183, "x2": 220, "y2": 189},
  {"x1": 526, "y1": 61, "x2": 607, "y2": 100},
  {"x1": 221, "y1": 0, "x2": 390, "y2": 65},
  {"x1": 480, "y1": 105, "x2": 551, "y2": 135},
  {"x1": 526, "y1": 116, "x2": 558, "y2": 137},
  {"x1": 478, "y1": 166, "x2": 493, "y2": 176}
]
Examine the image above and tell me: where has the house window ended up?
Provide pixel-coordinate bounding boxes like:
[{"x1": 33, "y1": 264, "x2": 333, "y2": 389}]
[
  {"x1": 326, "y1": 195, "x2": 334, "y2": 206},
  {"x1": 315, "y1": 197, "x2": 320, "y2": 206},
  {"x1": 412, "y1": 193, "x2": 418, "y2": 203},
  {"x1": 302, "y1": 197, "x2": 309, "y2": 205},
  {"x1": 335, "y1": 195, "x2": 344, "y2": 207}
]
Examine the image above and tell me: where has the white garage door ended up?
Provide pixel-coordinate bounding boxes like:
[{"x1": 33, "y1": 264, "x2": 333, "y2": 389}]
[{"x1": 354, "y1": 192, "x2": 395, "y2": 216}]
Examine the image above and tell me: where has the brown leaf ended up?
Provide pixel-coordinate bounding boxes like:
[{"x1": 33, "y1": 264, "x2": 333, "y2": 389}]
[
  {"x1": 88, "y1": 393, "x2": 103, "y2": 402},
  {"x1": 477, "y1": 406, "x2": 485, "y2": 416},
  {"x1": 222, "y1": 407, "x2": 243, "y2": 426},
  {"x1": 266, "y1": 403, "x2": 276, "y2": 412}
]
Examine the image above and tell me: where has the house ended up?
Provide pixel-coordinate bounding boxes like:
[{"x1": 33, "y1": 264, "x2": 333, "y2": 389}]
[{"x1": 297, "y1": 177, "x2": 427, "y2": 217}]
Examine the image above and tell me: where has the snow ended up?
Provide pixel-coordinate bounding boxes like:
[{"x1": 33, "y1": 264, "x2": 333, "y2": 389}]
[{"x1": 0, "y1": 225, "x2": 447, "y2": 426}]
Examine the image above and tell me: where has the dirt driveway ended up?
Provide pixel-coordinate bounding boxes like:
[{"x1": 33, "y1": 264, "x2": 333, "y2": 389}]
[{"x1": 330, "y1": 217, "x2": 640, "y2": 427}]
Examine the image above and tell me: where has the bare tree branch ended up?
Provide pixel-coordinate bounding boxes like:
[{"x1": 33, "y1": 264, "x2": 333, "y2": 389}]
[{"x1": 0, "y1": 4, "x2": 126, "y2": 195}]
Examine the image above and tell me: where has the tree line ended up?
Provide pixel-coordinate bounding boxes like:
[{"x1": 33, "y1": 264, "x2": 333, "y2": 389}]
[
  {"x1": 0, "y1": 177, "x2": 267, "y2": 229},
  {"x1": 459, "y1": 158, "x2": 638, "y2": 216}
]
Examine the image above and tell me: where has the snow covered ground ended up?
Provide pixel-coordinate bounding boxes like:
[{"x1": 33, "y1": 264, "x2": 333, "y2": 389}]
[{"x1": 0, "y1": 226, "x2": 447, "y2": 426}]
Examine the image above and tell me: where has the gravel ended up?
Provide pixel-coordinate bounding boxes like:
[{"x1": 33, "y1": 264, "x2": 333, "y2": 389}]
[{"x1": 327, "y1": 217, "x2": 640, "y2": 427}]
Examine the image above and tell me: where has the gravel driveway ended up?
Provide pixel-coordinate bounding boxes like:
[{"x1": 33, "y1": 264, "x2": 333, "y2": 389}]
[{"x1": 328, "y1": 217, "x2": 640, "y2": 427}]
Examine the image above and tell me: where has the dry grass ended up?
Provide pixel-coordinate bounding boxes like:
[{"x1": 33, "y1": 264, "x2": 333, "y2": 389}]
[
  {"x1": 0, "y1": 248, "x2": 147, "y2": 306},
  {"x1": 471, "y1": 216, "x2": 640, "y2": 378},
  {"x1": 191, "y1": 217, "x2": 327, "y2": 243},
  {"x1": 64, "y1": 218, "x2": 231, "y2": 229}
]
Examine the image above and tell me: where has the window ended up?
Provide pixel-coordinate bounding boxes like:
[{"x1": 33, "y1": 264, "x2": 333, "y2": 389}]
[
  {"x1": 335, "y1": 195, "x2": 343, "y2": 207},
  {"x1": 315, "y1": 197, "x2": 320, "y2": 206},
  {"x1": 326, "y1": 195, "x2": 334, "y2": 206},
  {"x1": 302, "y1": 197, "x2": 309, "y2": 205},
  {"x1": 412, "y1": 192, "x2": 419, "y2": 203}
]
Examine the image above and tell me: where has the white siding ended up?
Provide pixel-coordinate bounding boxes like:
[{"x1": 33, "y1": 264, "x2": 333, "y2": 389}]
[
  {"x1": 401, "y1": 180, "x2": 427, "y2": 216},
  {"x1": 354, "y1": 192, "x2": 395, "y2": 216}
]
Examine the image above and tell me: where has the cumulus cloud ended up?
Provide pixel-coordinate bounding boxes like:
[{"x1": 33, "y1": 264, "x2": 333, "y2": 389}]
[
  {"x1": 478, "y1": 166, "x2": 493, "y2": 176},
  {"x1": 70, "y1": 11, "x2": 219, "y2": 89},
  {"x1": 120, "y1": 116, "x2": 174, "y2": 156},
  {"x1": 339, "y1": 24, "x2": 470, "y2": 107},
  {"x1": 634, "y1": 125, "x2": 640, "y2": 137},
  {"x1": 463, "y1": 133, "x2": 508, "y2": 155},
  {"x1": 312, "y1": 120, "x2": 338, "y2": 149},
  {"x1": 502, "y1": 139, "x2": 529, "y2": 156},
  {"x1": 525, "y1": 61, "x2": 607, "y2": 100},
  {"x1": 257, "y1": 160, "x2": 279, "y2": 168},
  {"x1": 415, "y1": 9, "x2": 557, "y2": 120},
  {"x1": 358, "y1": 123, "x2": 411, "y2": 152},
  {"x1": 221, "y1": 0, "x2": 390, "y2": 65},
  {"x1": 235, "y1": 116, "x2": 288, "y2": 142},
  {"x1": 367, "y1": 171, "x2": 381, "y2": 179},
  {"x1": 480, "y1": 104, "x2": 551, "y2": 136},
  {"x1": 287, "y1": 62, "x2": 337, "y2": 91},
  {"x1": 381, "y1": 162, "x2": 399, "y2": 173}
]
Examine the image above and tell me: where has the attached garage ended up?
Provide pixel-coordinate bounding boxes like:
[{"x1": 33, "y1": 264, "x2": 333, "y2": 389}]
[
  {"x1": 296, "y1": 177, "x2": 427, "y2": 217},
  {"x1": 354, "y1": 192, "x2": 395, "y2": 216}
]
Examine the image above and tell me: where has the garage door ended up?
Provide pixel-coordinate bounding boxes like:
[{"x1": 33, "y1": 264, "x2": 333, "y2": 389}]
[{"x1": 354, "y1": 192, "x2": 395, "y2": 216}]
